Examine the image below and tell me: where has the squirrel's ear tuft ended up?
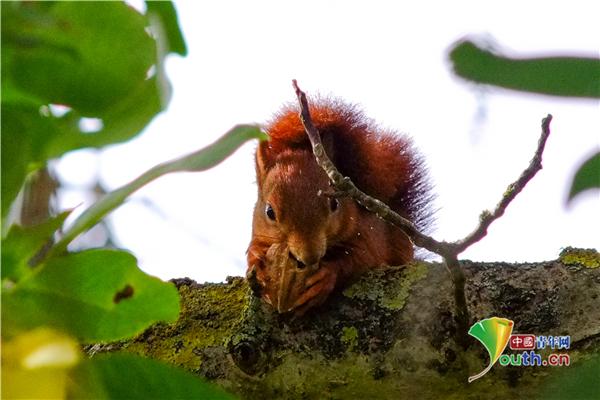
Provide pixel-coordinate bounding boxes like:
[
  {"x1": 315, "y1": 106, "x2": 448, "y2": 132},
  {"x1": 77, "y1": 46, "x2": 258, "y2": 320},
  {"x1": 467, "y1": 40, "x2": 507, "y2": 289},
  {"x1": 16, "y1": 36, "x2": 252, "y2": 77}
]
[{"x1": 256, "y1": 141, "x2": 275, "y2": 180}]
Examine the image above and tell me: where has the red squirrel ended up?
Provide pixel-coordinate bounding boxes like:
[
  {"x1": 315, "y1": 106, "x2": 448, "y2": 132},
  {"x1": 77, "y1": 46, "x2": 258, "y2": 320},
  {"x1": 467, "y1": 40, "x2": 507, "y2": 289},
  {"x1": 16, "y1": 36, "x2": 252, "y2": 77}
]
[{"x1": 247, "y1": 98, "x2": 432, "y2": 315}]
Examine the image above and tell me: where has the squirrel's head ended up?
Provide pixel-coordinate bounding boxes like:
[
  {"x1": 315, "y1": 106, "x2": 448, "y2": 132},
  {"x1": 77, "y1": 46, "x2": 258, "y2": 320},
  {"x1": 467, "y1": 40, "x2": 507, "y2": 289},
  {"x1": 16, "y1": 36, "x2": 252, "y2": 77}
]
[
  {"x1": 253, "y1": 144, "x2": 356, "y2": 268},
  {"x1": 252, "y1": 100, "x2": 363, "y2": 267}
]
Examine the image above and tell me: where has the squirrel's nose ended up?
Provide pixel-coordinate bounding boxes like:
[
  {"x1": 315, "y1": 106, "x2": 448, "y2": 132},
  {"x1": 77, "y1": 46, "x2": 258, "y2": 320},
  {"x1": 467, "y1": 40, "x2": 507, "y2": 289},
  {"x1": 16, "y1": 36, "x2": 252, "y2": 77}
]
[
  {"x1": 288, "y1": 235, "x2": 326, "y2": 269},
  {"x1": 288, "y1": 250, "x2": 320, "y2": 269}
]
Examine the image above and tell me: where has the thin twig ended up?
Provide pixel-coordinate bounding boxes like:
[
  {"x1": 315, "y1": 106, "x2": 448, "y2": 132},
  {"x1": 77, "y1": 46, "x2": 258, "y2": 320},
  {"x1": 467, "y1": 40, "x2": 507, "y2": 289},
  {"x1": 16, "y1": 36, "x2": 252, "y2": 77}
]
[
  {"x1": 291, "y1": 79, "x2": 553, "y2": 345},
  {"x1": 453, "y1": 115, "x2": 553, "y2": 253}
]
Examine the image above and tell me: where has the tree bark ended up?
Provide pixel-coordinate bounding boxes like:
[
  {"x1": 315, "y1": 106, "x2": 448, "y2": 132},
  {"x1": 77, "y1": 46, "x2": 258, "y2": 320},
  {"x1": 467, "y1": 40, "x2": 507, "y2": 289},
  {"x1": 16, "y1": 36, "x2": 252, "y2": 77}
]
[{"x1": 89, "y1": 248, "x2": 600, "y2": 399}]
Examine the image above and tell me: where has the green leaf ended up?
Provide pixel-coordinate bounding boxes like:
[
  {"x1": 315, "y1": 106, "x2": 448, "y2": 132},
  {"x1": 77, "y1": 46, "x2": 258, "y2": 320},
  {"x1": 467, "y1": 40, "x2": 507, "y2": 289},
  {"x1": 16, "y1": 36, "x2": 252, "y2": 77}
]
[
  {"x1": 3, "y1": 2, "x2": 155, "y2": 114},
  {"x1": 1, "y1": 2, "x2": 179, "y2": 219},
  {"x1": 145, "y1": 1, "x2": 188, "y2": 56},
  {"x1": 568, "y1": 151, "x2": 600, "y2": 202},
  {"x1": 0, "y1": 106, "x2": 34, "y2": 218},
  {"x1": 45, "y1": 76, "x2": 164, "y2": 158},
  {"x1": 2, "y1": 249, "x2": 179, "y2": 342},
  {"x1": 1, "y1": 46, "x2": 46, "y2": 107},
  {"x1": 1, "y1": 212, "x2": 69, "y2": 282},
  {"x1": 50, "y1": 125, "x2": 267, "y2": 255},
  {"x1": 1, "y1": 79, "x2": 164, "y2": 222},
  {"x1": 68, "y1": 352, "x2": 235, "y2": 399},
  {"x1": 449, "y1": 40, "x2": 600, "y2": 98},
  {"x1": 0, "y1": 104, "x2": 75, "y2": 219}
]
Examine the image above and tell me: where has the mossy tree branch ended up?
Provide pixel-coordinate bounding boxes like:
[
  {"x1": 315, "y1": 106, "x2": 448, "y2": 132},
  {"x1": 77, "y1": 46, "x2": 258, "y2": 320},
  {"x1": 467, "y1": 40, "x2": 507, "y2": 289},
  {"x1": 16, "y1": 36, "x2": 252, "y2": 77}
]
[{"x1": 99, "y1": 251, "x2": 600, "y2": 400}]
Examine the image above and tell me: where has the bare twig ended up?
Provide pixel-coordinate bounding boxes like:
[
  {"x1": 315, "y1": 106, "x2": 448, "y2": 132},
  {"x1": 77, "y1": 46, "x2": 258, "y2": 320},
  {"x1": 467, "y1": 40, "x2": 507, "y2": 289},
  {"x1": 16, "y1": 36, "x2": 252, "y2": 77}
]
[
  {"x1": 454, "y1": 114, "x2": 553, "y2": 253},
  {"x1": 291, "y1": 79, "x2": 553, "y2": 345}
]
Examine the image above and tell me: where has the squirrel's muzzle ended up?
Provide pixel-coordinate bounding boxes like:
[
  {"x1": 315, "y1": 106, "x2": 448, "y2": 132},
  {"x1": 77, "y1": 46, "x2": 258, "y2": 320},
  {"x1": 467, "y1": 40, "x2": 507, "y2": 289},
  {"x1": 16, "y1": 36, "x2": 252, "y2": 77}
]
[{"x1": 288, "y1": 235, "x2": 326, "y2": 269}]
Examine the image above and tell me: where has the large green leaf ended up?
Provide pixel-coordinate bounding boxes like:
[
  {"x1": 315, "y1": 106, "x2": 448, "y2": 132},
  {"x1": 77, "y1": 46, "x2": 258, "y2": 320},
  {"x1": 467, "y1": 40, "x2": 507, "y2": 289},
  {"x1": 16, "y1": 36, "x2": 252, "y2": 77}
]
[
  {"x1": 0, "y1": 1, "x2": 187, "y2": 220},
  {"x1": 449, "y1": 40, "x2": 600, "y2": 98},
  {"x1": 68, "y1": 353, "x2": 235, "y2": 399},
  {"x1": 2, "y1": 2, "x2": 155, "y2": 113},
  {"x1": 568, "y1": 151, "x2": 600, "y2": 202},
  {"x1": 2, "y1": 249, "x2": 179, "y2": 342},
  {"x1": 50, "y1": 125, "x2": 267, "y2": 256},
  {"x1": 1, "y1": 212, "x2": 69, "y2": 282},
  {"x1": 45, "y1": 76, "x2": 164, "y2": 158}
]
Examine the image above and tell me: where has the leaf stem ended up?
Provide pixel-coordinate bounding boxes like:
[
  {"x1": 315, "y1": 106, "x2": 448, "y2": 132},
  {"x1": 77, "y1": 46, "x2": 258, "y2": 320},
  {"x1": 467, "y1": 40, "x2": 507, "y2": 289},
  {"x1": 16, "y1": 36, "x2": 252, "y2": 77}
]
[{"x1": 40, "y1": 125, "x2": 266, "y2": 263}]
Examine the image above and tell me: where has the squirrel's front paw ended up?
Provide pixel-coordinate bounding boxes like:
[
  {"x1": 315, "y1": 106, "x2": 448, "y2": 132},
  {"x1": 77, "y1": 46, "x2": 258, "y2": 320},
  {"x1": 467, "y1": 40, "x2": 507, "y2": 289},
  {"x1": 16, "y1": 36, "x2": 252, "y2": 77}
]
[
  {"x1": 290, "y1": 265, "x2": 337, "y2": 316},
  {"x1": 255, "y1": 243, "x2": 338, "y2": 315}
]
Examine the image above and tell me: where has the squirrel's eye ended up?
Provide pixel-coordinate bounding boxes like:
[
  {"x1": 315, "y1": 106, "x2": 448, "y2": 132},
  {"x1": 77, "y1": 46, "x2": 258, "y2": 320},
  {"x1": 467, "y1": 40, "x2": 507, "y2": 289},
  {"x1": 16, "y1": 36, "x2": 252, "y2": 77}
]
[
  {"x1": 265, "y1": 203, "x2": 276, "y2": 221},
  {"x1": 330, "y1": 198, "x2": 339, "y2": 212}
]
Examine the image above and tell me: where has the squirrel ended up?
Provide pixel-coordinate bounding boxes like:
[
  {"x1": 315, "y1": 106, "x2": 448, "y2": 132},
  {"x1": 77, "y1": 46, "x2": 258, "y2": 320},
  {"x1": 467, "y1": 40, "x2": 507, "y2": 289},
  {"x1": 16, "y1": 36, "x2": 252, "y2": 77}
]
[{"x1": 247, "y1": 98, "x2": 432, "y2": 315}]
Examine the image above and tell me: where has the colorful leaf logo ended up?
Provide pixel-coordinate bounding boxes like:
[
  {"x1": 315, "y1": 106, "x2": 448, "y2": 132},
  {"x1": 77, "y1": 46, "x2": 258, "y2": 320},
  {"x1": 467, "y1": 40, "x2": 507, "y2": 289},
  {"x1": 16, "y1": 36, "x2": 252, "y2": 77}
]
[{"x1": 468, "y1": 317, "x2": 514, "y2": 383}]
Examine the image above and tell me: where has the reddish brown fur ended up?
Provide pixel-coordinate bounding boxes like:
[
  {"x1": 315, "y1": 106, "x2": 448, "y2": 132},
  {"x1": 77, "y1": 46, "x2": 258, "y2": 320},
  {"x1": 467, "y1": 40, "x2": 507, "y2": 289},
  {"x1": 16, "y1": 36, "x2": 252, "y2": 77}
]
[{"x1": 247, "y1": 98, "x2": 432, "y2": 314}]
